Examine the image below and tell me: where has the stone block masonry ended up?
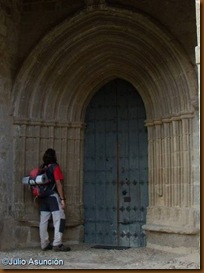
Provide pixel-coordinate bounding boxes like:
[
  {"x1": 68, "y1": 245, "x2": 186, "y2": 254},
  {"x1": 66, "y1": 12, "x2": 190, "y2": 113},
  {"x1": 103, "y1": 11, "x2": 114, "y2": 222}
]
[
  {"x1": 0, "y1": 0, "x2": 23, "y2": 250},
  {"x1": 0, "y1": 0, "x2": 200, "y2": 252}
]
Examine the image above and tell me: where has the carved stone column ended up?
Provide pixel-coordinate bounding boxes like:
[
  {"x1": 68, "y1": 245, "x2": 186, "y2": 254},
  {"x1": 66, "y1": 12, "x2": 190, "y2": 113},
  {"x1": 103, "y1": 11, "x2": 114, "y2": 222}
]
[
  {"x1": 144, "y1": 114, "x2": 198, "y2": 241},
  {"x1": 62, "y1": 122, "x2": 86, "y2": 243},
  {"x1": 12, "y1": 119, "x2": 86, "y2": 243},
  {"x1": 163, "y1": 120, "x2": 171, "y2": 207},
  {"x1": 65, "y1": 122, "x2": 86, "y2": 227},
  {"x1": 155, "y1": 121, "x2": 163, "y2": 203},
  {"x1": 194, "y1": 0, "x2": 200, "y2": 245},
  {"x1": 195, "y1": 1, "x2": 200, "y2": 107}
]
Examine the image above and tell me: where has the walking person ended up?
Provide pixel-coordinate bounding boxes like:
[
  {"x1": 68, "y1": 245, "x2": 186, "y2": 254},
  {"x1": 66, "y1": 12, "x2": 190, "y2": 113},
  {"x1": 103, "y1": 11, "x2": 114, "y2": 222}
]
[{"x1": 38, "y1": 148, "x2": 71, "y2": 251}]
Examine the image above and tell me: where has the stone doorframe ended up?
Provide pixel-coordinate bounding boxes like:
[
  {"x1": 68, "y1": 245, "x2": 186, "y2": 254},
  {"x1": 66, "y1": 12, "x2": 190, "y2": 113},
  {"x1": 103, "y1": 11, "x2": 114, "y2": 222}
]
[{"x1": 11, "y1": 6, "x2": 199, "y2": 247}]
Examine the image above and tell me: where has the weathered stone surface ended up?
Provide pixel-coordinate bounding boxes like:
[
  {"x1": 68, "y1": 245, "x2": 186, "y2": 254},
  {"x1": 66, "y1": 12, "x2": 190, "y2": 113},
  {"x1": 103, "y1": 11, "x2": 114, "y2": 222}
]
[
  {"x1": 146, "y1": 231, "x2": 200, "y2": 252},
  {"x1": 63, "y1": 225, "x2": 84, "y2": 243},
  {"x1": 0, "y1": 23, "x2": 7, "y2": 36},
  {"x1": 0, "y1": 220, "x2": 4, "y2": 235},
  {"x1": 30, "y1": 227, "x2": 40, "y2": 244},
  {"x1": 0, "y1": 0, "x2": 200, "y2": 252},
  {"x1": 14, "y1": 226, "x2": 30, "y2": 245},
  {"x1": 0, "y1": 219, "x2": 39, "y2": 250}
]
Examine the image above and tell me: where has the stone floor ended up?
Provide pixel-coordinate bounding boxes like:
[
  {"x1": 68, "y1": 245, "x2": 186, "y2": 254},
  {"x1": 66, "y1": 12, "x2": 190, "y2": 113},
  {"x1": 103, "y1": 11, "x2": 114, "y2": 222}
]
[{"x1": 0, "y1": 244, "x2": 200, "y2": 269}]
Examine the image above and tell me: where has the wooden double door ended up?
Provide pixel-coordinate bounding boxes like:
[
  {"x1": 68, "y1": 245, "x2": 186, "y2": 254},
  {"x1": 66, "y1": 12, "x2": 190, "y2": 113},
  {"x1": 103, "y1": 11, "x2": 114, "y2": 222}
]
[{"x1": 83, "y1": 79, "x2": 148, "y2": 247}]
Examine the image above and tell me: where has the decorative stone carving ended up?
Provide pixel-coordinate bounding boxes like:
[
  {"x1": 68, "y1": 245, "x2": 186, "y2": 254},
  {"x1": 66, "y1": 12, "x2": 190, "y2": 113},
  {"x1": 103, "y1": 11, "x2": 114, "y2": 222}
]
[
  {"x1": 10, "y1": 7, "x2": 199, "y2": 250},
  {"x1": 191, "y1": 95, "x2": 199, "y2": 111},
  {"x1": 146, "y1": 115, "x2": 193, "y2": 209},
  {"x1": 13, "y1": 120, "x2": 85, "y2": 227},
  {"x1": 84, "y1": 0, "x2": 106, "y2": 10}
]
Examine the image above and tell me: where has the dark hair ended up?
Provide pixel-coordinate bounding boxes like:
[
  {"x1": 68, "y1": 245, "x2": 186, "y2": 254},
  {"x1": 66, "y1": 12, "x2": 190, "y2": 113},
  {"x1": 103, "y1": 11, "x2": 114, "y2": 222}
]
[{"x1": 42, "y1": 148, "x2": 57, "y2": 165}]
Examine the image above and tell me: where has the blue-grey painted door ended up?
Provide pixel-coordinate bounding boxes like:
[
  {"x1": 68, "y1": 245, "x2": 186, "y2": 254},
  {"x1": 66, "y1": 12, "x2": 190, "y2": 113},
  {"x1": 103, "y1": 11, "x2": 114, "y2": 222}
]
[{"x1": 83, "y1": 79, "x2": 148, "y2": 247}]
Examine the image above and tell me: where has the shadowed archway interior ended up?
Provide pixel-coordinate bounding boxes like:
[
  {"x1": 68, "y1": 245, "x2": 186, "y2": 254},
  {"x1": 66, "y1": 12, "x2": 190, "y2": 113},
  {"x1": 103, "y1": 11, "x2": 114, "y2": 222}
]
[
  {"x1": 12, "y1": 7, "x2": 197, "y2": 123},
  {"x1": 11, "y1": 7, "x2": 199, "y2": 243}
]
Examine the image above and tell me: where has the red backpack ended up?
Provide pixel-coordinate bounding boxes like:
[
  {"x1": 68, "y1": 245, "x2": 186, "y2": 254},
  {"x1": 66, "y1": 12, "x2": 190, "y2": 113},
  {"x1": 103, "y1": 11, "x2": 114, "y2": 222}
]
[{"x1": 29, "y1": 164, "x2": 57, "y2": 198}]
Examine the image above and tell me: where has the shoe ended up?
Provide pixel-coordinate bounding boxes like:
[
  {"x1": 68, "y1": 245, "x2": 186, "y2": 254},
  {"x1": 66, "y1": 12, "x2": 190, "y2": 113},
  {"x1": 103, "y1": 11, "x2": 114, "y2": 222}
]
[
  {"x1": 42, "y1": 243, "x2": 52, "y2": 251},
  {"x1": 53, "y1": 244, "x2": 71, "y2": 252}
]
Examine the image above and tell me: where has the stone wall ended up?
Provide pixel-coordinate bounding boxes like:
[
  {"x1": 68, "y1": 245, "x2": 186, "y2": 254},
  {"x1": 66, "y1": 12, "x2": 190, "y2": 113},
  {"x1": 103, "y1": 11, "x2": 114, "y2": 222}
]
[
  {"x1": 0, "y1": 0, "x2": 23, "y2": 250},
  {"x1": 17, "y1": 0, "x2": 84, "y2": 67},
  {"x1": 13, "y1": 120, "x2": 85, "y2": 227},
  {"x1": 17, "y1": 0, "x2": 197, "y2": 67},
  {"x1": 0, "y1": 0, "x2": 200, "y2": 251},
  {"x1": 194, "y1": 0, "x2": 200, "y2": 243}
]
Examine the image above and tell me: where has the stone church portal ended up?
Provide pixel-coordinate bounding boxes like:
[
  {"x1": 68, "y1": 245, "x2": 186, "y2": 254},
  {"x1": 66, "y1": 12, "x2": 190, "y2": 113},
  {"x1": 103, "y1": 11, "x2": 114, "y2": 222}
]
[{"x1": 0, "y1": 0, "x2": 200, "y2": 253}]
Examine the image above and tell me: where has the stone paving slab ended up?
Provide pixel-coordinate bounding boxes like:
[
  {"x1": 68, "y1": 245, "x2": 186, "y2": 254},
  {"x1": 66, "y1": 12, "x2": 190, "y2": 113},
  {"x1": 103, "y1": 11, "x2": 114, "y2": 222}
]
[{"x1": 0, "y1": 244, "x2": 200, "y2": 270}]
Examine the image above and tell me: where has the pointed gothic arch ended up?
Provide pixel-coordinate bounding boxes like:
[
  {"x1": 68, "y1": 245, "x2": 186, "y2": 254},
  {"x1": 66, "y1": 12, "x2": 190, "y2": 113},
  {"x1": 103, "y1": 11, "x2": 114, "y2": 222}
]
[{"x1": 12, "y1": 7, "x2": 199, "y2": 246}]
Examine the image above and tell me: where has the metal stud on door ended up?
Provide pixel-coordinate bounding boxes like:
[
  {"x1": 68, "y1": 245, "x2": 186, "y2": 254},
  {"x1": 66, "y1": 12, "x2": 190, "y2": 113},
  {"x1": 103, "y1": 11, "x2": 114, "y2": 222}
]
[{"x1": 83, "y1": 79, "x2": 148, "y2": 247}]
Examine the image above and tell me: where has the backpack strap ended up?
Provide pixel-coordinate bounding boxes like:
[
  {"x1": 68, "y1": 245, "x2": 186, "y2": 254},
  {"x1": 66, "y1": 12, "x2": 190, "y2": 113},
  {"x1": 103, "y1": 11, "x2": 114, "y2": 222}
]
[{"x1": 45, "y1": 163, "x2": 58, "y2": 191}]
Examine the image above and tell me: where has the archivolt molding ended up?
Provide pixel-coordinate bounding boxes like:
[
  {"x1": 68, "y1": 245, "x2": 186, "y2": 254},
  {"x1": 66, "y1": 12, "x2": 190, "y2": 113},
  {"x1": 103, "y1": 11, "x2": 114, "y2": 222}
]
[
  {"x1": 12, "y1": 7, "x2": 197, "y2": 123},
  {"x1": 145, "y1": 111, "x2": 195, "y2": 127},
  {"x1": 13, "y1": 118, "x2": 86, "y2": 129}
]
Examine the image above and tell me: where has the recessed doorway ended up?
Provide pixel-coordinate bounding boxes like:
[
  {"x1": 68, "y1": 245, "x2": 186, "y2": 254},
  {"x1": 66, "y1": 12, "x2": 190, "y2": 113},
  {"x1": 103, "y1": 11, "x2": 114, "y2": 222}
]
[{"x1": 83, "y1": 78, "x2": 148, "y2": 247}]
